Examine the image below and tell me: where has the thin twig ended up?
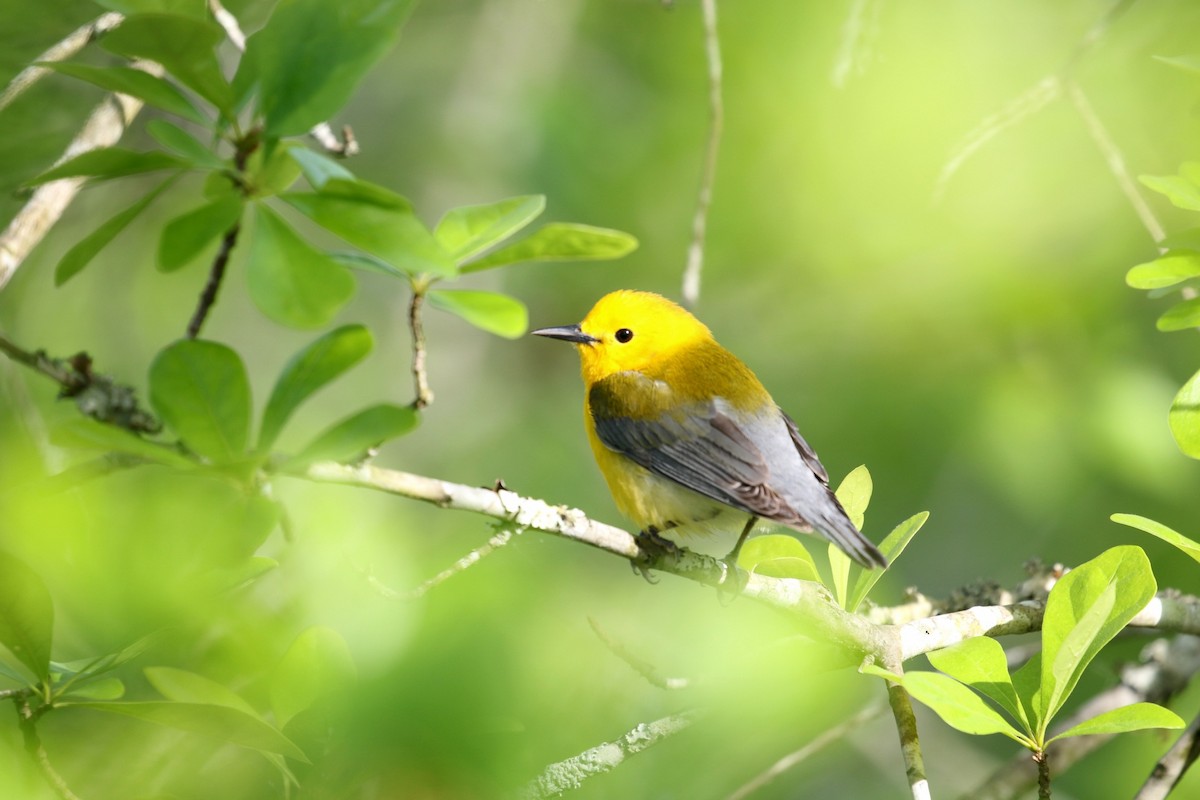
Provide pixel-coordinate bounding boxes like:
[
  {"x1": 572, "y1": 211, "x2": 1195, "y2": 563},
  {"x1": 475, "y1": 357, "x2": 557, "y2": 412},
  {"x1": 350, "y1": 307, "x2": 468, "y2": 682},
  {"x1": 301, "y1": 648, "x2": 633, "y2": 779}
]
[
  {"x1": 408, "y1": 524, "x2": 523, "y2": 598},
  {"x1": 0, "y1": 12, "x2": 124, "y2": 114},
  {"x1": 185, "y1": 223, "x2": 241, "y2": 339},
  {"x1": 1137, "y1": 699, "x2": 1200, "y2": 799},
  {"x1": 409, "y1": 289, "x2": 434, "y2": 409},
  {"x1": 681, "y1": 0, "x2": 723, "y2": 309},
  {"x1": 588, "y1": 617, "x2": 691, "y2": 690},
  {"x1": 726, "y1": 700, "x2": 886, "y2": 800},
  {"x1": 512, "y1": 711, "x2": 699, "y2": 799}
]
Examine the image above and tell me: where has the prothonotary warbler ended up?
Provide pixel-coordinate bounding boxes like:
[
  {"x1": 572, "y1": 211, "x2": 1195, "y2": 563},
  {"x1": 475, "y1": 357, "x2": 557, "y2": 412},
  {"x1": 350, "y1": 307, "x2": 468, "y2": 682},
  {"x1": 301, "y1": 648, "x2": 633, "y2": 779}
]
[{"x1": 533, "y1": 290, "x2": 887, "y2": 571}]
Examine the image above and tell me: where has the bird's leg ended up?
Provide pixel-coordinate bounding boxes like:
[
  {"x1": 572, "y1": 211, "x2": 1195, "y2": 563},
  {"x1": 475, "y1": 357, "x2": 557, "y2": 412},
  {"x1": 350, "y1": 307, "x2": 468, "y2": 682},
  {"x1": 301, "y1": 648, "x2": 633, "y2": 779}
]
[
  {"x1": 631, "y1": 524, "x2": 679, "y2": 583},
  {"x1": 717, "y1": 515, "x2": 757, "y2": 592}
]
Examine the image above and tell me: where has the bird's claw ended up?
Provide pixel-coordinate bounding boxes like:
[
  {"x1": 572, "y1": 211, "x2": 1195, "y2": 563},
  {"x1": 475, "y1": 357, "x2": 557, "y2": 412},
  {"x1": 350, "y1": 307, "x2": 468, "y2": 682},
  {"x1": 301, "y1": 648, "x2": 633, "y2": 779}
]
[
  {"x1": 715, "y1": 553, "x2": 748, "y2": 604},
  {"x1": 630, "y1": 528, "x2": 679, "y2": 584}
]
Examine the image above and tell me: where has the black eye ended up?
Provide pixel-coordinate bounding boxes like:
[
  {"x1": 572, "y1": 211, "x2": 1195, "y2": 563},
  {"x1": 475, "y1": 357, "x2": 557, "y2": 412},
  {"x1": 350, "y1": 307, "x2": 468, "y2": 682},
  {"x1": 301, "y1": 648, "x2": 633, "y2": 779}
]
[{"x1": 614, "y1": 328, "x2": 634, "y2": 343}]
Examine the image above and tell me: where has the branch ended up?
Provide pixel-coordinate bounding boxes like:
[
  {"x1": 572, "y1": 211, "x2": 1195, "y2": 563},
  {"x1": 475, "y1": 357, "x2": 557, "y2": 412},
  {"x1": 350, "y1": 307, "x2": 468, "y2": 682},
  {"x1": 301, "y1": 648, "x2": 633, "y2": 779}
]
[
  {"x1": 0, "y1": 331, "x2": 160, "y2": 433},
  {"x1": 408, "y1": 523, "x2": 523, "y2": 599},
  {"x1": 512, "y1": 711, "x2": 699, "y2": 799},
  {"x1": 885, "y1": 662, "x2": 931, "y2": 800},
  {"x1": 680, "y1": 0, "x2": 723, "y2": 309},
  {"x1": 408, "y1": 289, "x2": 434, "y2": 409},
  {"x1": 185, "y1": 223, "x2": 241, "y2": 339},
  {"x1": 14, "y1": 697, "x2": 81, "y2": 800}
]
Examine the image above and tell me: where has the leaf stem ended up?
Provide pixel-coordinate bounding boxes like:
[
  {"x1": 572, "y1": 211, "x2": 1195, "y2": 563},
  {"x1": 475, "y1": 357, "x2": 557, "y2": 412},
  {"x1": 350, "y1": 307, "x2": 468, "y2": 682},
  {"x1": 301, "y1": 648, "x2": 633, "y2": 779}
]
[{"x1": 1034, "y1": 750, "x2": 1051, "y2": 799}]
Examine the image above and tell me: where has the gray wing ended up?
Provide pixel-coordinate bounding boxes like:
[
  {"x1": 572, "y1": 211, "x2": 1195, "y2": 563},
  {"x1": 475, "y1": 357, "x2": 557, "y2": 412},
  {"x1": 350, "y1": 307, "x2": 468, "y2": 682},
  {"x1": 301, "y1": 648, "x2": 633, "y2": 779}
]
[
  {"x1": 588, "y1": 375, "x2": 797, "y2": 521},
  {"x1": 781, "y1": 407, "x2": 830, "y2": 487}
]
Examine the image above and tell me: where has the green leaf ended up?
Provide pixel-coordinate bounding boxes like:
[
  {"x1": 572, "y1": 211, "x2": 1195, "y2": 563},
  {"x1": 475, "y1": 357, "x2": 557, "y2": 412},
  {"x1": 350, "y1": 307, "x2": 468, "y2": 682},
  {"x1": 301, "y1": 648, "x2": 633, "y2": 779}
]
[
  {"x1": 835, "y1": 465, "x2": 871, "y2": 529},
  {"x1": 63, "y1": 677, "x2": 125, "y2": 700},
  {"x1": 460, "y1": 222, "x2": 638, "y2": 273},
  {"x1": 0, "y1": 552, "x2": 54, "y2": 683},
  {"x1": 246, "y1": 143, "x2": 304, "y2": 198},
  {"x1": 56, "y1": 177, "x2": 174, "y2": 285},
  {"x1": 270, "y1": 626, "x2": 356, "y2": 727},
  {"x1": 827, "y1": 467, "x2": 871, "y2": 606},
  {"x1": 27, "y1": 147, "x2": 188, "y2": 186},
  {"x1": 158, "y1": 195, "x2": 243, "y2": 273},
  {"x1": 1126, "y1": 252, "x2": 1200, "y2": 290},
  {"x1": 927, "y1": 637, "x2": 1027, "y2": 729},
  {"x1": 903, "y1": 671, "x2": 1033, "y2": 747},
  {"x1": 1157, "y1": 297, "x2": 1200, "y2": 331},
  {"x1": 847, "y1": 511, "x2": 928, "y2": 612},
  {"x1": 99, "y1": 13, "x2": 233, "y2": 114},
  {"x1": 1170, "y1": 368, "x2": 1200, "y2": 459},
  {"x1": 435, "y1": 195, "x2": 545, "y2": 262},
  {"x1": 427, "y1": 290, "x2": 528, "y2": 339},
  {"x1": 1154, "y1": 54, "x2": 1200, "y2": 74},
  {"x1": 1038, "y1": 546, "x2": 1156, "y2": 739},
  {"x1": 330, "y1": 251, "x2": 409, "y2": 279},
  {"x1": 281, "y1": 188, "x2": 455, "y2": 278},
  {"x1": 146, "y1": 120, "x2": 224, "y2": 169},
  {"x1": 1049, "y1": 702, "x2": 1184, "y2": 743},
  {"x1": 241, "y1": 0, "x2": 416, "y2": 136},
  {"x1": 37, "y1": 62, "x2": 205, "y2": 124},
  {"x1": 1111, "y1": 514, "x2": 1200, "y2": 565},
  {"x1": 76, "y1": 701, "x2": 307, "y2": 761},
  {"x1": 286, "y1": 404, "x2": 418, "y2": 468},
  {"x1": 259, "y1": 325, "x2": 374, "y2": 451},
  {"x1": 48, "y1": 418, "x2": 194, "y2": 469},
  {"x1": 737, "y1": 534, "x2": 820, "y2": 581},
  {"x1": 289, "y1": 147, "x2": 354, "y2": 189},
  {"x1": 247, "y1": 205, "x2": 356, "y2": 329},
  {"x1": 1140, "y1": 171, "x2": 1200, "y2": 212},
  {"x1": 145, "y1": 667, "x2": 258, "y2": 717},
  {"x1": 149, "y1": 339, "x2": 252, "y2": 463}
]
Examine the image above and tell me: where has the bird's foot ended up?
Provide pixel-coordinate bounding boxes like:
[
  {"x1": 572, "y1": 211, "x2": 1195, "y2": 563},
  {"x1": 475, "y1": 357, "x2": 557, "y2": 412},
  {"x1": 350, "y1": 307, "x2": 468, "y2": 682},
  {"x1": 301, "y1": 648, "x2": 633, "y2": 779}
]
[
  {"x1": 630, "y1": 527, "x2": 679, "y2": 584},
  {"x1": 715, "y1": 550, "x2": 748, "y2": 604}
]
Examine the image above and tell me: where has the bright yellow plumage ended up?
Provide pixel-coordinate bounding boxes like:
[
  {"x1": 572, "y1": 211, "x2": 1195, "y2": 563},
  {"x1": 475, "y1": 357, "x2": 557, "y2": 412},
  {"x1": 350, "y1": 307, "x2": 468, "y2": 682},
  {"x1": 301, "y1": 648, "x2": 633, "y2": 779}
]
[{"x1": 532, "y1": 290, "x2": 886, "y2": 569}]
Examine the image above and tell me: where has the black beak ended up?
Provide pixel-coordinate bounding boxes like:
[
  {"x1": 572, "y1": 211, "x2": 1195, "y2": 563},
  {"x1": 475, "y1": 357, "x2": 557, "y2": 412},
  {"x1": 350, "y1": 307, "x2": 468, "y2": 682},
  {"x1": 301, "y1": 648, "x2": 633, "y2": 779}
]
[{"x1": 531, "y1": 324, "x2": 598, "y2": 344}]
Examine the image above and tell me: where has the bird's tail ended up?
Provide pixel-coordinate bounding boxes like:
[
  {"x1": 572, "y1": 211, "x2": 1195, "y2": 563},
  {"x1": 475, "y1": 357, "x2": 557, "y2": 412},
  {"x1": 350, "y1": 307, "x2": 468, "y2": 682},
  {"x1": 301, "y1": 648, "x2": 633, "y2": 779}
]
[{"x1": 816, "y1": 506, "x2": 889, "y2": 569}]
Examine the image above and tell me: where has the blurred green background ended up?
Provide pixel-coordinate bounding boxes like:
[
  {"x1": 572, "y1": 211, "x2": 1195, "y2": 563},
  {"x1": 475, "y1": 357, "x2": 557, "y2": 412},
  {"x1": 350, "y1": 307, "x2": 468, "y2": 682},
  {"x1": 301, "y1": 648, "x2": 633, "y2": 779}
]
[{"x1": 3, "y1": 0, "x2": 1200, "y2": 797}]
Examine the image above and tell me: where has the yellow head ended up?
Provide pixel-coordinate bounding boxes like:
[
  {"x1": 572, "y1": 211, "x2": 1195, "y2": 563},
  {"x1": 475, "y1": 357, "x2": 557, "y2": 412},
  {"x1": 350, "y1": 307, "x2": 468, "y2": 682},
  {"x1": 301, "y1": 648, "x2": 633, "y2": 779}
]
[{"x1": 532, "y1": 290, "x2": 715, "y2": 385}]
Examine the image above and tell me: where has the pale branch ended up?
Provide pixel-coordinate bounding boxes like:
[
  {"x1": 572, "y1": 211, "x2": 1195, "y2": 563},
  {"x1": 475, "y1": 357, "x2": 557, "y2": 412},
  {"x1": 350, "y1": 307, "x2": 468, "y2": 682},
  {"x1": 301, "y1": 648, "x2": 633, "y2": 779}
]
[
  {"x1": 0, "y1": 84, "x2": 147, "y2": 291},
  {"x1": 512, "y1": 711, "x2": 699, "y2": 800},
  {"x1": 310, "y1": 122, "x2": 360, "y2": 157},
  {"x1": 725, "y1": 701, "x2": 886, "y2": 800},
  {"x1": 207, "y1": 0, "x2": 245, "y2": 50},
  {"x1": 408, "y1": 290, "x2": 434, "y2": 409},
  {"x1": 15, "y1": 698, "x2": 82, "y2": 800},
  {"x1": 0, "y1": 11, "x2": 124, "y2": 114},
  {"x1": 297, "y1": 461, "x2": 1200, "y2": 662},
  {"x1": 965, "y1": 635, "x2": 1200, "y2": 800},
  {"x1": 588, "y1": 617, "x2": 692, "y2": 691},
  {"x1": 680, "y1": 0, "x2": 723, "y2": 309}
]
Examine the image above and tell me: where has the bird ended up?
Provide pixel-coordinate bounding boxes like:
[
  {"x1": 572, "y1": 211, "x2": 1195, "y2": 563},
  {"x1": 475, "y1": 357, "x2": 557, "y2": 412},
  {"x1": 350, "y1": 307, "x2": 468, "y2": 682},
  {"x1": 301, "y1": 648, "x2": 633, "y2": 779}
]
[{"x1": 532, "y1": 290, "x2": 887, "y2": 573}]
